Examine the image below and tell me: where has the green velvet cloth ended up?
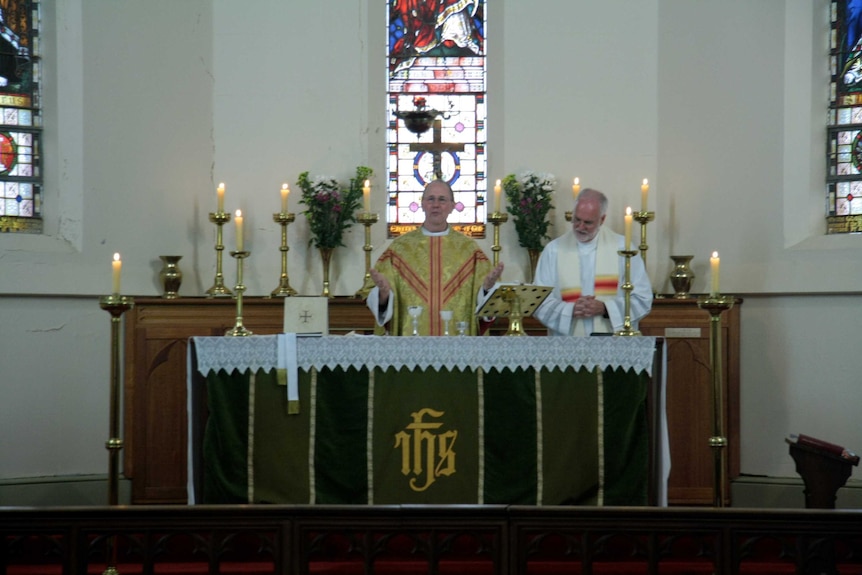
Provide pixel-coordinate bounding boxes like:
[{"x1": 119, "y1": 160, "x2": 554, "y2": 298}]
[{"x1": 202, "y1": 365, "x2": 648, "y2": 505}]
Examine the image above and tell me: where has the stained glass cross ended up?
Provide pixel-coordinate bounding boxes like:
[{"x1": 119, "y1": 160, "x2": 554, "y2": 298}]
[{"x1": 410, "y1": 119, "x2": 465, "y2": 181}]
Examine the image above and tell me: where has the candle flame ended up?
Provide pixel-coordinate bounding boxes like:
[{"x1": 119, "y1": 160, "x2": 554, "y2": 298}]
[
  {"x1": 626, "y1": 206, "x2": 632, "y2": 216},
  {"x1": 642, "y1": 178, "x2": 648, "y2": 186},
  {"x1": 113, "y1": 252, "x2": 120, "y2": 262},
  {"x1": 712, "y1": 251, "x2": 719, "y2": 258},
  {"x1": 574, "y1": 177, "x2": 580, "y2": 185},
  {"x1": 235, "y1": 209, "x2": 242, "y2": 217},
  {"x1": 282, "y1": 183, "x2": 288, "y2": 191}
]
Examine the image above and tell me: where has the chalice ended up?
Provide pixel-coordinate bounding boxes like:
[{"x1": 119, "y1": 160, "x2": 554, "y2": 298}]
[
  {"x1": 456, "y1": 321, "x2": 469, "y2": 336},
  {"x1": 408, "y1": 305, "x2": 423, "y2": 336},
  {"x1": 440, "y1": 310, "x2": 453, "y2": 336}
]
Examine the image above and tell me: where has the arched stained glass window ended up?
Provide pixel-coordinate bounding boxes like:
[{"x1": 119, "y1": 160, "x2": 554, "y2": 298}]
[
  {"x1": 386, "y1": 0, "x2": 487, "y2": 238},
  {"x1": 828, "y1": 0, "x2": 862, "y2": 233}
]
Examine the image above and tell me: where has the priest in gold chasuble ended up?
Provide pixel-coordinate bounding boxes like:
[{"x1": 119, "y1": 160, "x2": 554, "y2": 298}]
[{"x1": 367, "y1": 180, "x2": 504, "y2": 336}]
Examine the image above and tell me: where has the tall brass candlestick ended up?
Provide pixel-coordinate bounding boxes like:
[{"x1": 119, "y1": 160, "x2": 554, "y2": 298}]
[
  {"x1": 634, "y1": 210, "x2": 655, "y2": 270},
  {"x1": 206, "y1": 211, "x2": 233, "y2": 297},
  {"x1": 487, "y1": 211, "x2": 508, "y2": 266},
  {"x1": 99, "y1": 293, "x2": 133, "y2": 575},
  {"x1": 271, "y1": 212, "x2": 297, "y2": 297},
  {"x1": 355, "y1": 212, "x2": 379, "y2": 298},
  {"x1": 226, "y1": 250, "x2": 253, "y2": 336},
  {"x1": 697, "y1": 293, "x2": 735, "y2": 507},
  {"x1": 614, "y1": 249, "x2": 641, "y2": 336}
]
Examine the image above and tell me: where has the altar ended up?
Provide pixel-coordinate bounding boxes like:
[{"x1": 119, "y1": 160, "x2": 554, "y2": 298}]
[{"x1": 187, "y1": 335, "x2": 668, "y2": 506}]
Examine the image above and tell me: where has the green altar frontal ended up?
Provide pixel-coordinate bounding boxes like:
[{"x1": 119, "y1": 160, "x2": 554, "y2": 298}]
[{"x1": 188, "y1": 335, "x2": 666, "y2": 506}]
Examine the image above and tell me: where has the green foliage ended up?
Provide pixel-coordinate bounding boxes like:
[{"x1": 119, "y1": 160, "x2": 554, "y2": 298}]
[
  {"x1": 297, "y1": 166, "x2": 373, "y2": 248},
  {"x1": 503, "y1": 170, "x2": 556, "y2": 250}
]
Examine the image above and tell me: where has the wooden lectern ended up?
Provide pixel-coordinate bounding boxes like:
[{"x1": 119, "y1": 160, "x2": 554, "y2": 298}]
[{"x1": 787, "y1": 434, "x2": 859, "y2": 509}]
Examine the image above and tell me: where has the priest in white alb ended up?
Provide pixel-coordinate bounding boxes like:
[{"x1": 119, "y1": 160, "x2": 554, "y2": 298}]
[
  {"x1": 366, "y1": 179, "x2": 504, "y2": 336},
  {"x1": 533, "y1": 188, "x2": 652, "y2": 336}
]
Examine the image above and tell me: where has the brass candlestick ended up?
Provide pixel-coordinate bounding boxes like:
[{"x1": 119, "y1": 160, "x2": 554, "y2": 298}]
[
  {"x1": 634, "y1": 210, "x2": 655, "y2": 270},
  {"x1": 487, "y1": 211, "x2": 508, "y2": 266},
  {"x1": 99, "y1": 293, "x2": 133, "y2": 575},
  {"x1": 565, "y1": 211, "x2": 573, "y2": 222},
  {"x1": 355, "y1": 212, "x2": 379, "y2": 298},
  {"x1": 614, "y1": 249, "x2": 641, "y2": 336},
  {"x1": 271, "y1": 211, "x2": 297, "y2": 297},
  {"x1": 226, "y1": 250, "x2": 253, "y2": 337},
  {"x1": 697, "y1": 293, "x2": 735, "y2": 507},
  {"x1": 206, "y1": 211, "x2": 233, "y2": 297}
]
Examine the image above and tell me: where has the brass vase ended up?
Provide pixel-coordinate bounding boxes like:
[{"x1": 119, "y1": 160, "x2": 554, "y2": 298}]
[
  {"x1": 159, "y1": 255, "x2": 183, "y2": 299},
  {"x1": 669, "y1": 255, "x2": 695, "y2": 299},
  {"x1": 527, "y1": 248, "x2": 541, "y2": 283},
  {"x1": 319, "y1": 247, "x2": 334, "y2": 298}
]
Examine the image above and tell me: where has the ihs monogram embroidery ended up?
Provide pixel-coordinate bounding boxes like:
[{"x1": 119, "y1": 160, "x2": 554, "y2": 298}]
[{"x1": 394, "y1": 408, "x2": 457, "y2": 492}]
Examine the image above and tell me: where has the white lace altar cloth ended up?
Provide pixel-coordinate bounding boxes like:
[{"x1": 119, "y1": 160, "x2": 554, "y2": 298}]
[{"x1": 191, "y1": 335, "x2": 658, "y2": 375}]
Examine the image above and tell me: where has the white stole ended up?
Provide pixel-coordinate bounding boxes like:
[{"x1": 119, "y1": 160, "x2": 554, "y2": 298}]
[{"x1": 557, "y1": 227, "x2": 619, "y2": 335}]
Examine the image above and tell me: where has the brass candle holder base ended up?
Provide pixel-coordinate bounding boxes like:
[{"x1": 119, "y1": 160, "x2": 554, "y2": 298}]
[
  {"x1": 614, "y1": 249, "x2": 641, "y2": 336},
  {"x1": 487, "y1": 211, "x2": 508, "y2": 267},
  {"x1": 355, "y1": 212, "x2": 379, "y2": 299},
  {"x1": 697, "y1": 293, "x2": 735, "y2": 507},
  {"x1": 206, "y1": 211, "x2": 233, "y2": 297},
  {"x1": 271, "y1": 212, "x2": 298, "y2": 297},
  {"x1": 226, "y1": 250, "x2": 253, "y2": 337}
]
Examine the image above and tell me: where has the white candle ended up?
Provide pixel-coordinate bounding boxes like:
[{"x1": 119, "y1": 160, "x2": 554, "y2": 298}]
[
  {"x1": 572, "y1": 177, "x2": 580, "y2": 202},
  {"x1": 494, "y1": 179, "x2": 502, "y2": 213},
  {"x1": 641, "y1": 178, "x2": 649, "y2": 212},
  {"x1": 281, "y1": 183, "x2": 289, "y2": 213},
  {"x1": 710, "y1": 251, "x2": 720, "y2": 295},
  {"x1": 363, "y1": 179, "x2": 371, "y2": 213},
  {"x1": 624, "y1": 207, "x2": 633, "y2": 251},
  {"x1": 112, "y1": 252, "x2": 122, "y2": 295},
  {"x1": 235, "y1": 209, "x2": 244, "y2": 251},
  {"x1": 217, "y1": 182, "x2": 225, "y2": 213}
]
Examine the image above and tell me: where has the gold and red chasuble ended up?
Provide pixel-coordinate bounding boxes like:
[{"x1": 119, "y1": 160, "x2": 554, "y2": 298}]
[{"x1": 374, "y1": 229, "x2": 491, "y2": 336}]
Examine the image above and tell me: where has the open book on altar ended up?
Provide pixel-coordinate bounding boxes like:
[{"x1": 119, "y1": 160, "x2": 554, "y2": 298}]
[{"x1": 476, "y1": 283, "x2": 552, "y2": 318}]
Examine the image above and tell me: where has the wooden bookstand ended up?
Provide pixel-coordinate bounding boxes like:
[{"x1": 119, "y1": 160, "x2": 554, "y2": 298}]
[{"x1": 787, "y1": 436, "x2": 859, "y2": 509}]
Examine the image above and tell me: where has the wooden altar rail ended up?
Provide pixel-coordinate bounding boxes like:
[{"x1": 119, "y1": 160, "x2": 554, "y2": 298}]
[{"x1": 3, "y1": 505, "x2": 862, "y2": 574}]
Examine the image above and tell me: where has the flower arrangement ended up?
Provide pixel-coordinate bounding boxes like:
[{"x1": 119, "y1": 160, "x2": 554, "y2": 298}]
[
  {"x1": 297, "y1": 166, "x2": 373, "y2": 249},
  {"x1": 503, "y1": 170, "x2": 556, "y2": 250}
]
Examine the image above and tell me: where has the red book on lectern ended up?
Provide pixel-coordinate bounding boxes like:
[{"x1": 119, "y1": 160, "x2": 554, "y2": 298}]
[{"x1": 791, "y1": 433, "x2": 860, "y2": 464}]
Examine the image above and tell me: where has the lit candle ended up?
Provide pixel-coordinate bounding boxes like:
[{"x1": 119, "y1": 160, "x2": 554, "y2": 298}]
[
  {"x1": 624, "y1": 207, "x2": 633, "y2": 251},
  {"x1": 217, "y1": 182, "x2": 225, "y2": 213},
  {"x1": 494, "y1": 179, "x2": 502, "y2": 213},
  {"x1": 572, "y1": 177, "x2": 581, "y2": 202},
  {"x1": 710, "y1": 251, "x2": 720, "y2": 295},
  {"x1": 363, "y1": 179, "x2": 371, "y2": 213},
  {"x1": 235, "y1": 209, "x2": 244, "y2": 251},
  {"x1": 641, "y1": 178, "x2": 649, "y2": 212},
  {"x1": 281, "y1": 183, "x2": 289, "y2": 213},
  {"x1": 112, "y1": 252, "x2": 122, "y2": 295}
]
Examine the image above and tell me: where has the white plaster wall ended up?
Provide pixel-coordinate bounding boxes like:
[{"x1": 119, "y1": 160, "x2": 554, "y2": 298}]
[{"x1": 1, "y1": 1, "x2": 860, "y2": 486}]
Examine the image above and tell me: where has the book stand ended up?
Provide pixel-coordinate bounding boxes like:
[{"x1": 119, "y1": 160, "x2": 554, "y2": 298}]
[
  {"x1": 787, "y1": 437, "x2": 859, "y2": 509},
  {"x1": 477, "y1": 284, "x2": 551, "y2": 336}
]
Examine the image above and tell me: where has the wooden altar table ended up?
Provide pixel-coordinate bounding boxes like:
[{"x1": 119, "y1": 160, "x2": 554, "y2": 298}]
[{"x1": 187, "y1": 335, "x2": 667, "y2": 506}]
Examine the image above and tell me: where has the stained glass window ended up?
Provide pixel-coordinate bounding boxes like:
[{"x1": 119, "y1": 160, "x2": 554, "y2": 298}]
[
  {"x1": 386, "y1": 0, "x2": 487, "y2": 238},
  {"x1": 827, "y1": 0, "x2": 862, "y2": 233}
]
